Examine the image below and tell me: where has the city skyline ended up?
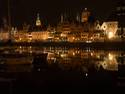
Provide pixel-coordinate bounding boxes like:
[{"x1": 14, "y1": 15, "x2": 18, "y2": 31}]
[{"x1": 0, "y1": 0, "x2": 121, "y2": 27}]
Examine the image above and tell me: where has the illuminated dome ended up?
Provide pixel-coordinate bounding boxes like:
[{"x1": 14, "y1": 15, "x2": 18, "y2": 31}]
[{"x1": 29, "y1": 13, "x2": 44, "y2": 32}]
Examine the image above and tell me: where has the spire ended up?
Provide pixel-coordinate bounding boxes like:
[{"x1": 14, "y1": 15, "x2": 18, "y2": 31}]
[
  {"x1": 61, "y1": 14, "x2": 64, "y2": 23},
  {"x1": 76, "y1": 13, "x2": 80, "y2": 22},
  {"x1": 36, "y1": 13, "x2": 41, "y2": 26}
]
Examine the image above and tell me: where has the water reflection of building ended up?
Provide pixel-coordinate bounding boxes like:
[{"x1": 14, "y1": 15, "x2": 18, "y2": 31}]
[
  {"x1": 99, "y1": 53, "x2": 118, "y2": 71},
  {"x1": 0, "y1": 46, "x2": 119, "y2": 72},
  {"x1": 17, "y1": 46, "x2": 118, "y2": 71}
]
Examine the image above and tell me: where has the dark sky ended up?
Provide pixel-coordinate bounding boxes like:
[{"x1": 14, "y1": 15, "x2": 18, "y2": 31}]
[{"x1": 0, "y1": 0, "x2": 116, "y2": 27}]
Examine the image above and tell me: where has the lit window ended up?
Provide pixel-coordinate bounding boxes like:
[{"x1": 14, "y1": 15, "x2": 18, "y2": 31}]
[{"x1": 108, "y1": 32, "x2": 114, "y2": 39}]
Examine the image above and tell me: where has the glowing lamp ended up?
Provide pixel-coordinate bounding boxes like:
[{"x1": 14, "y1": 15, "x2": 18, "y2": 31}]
[
  {"x1": 108, "y1": 32, "x2": 114, "y2": 39},
  {"x1": 108, "y1": 53, "x2": 113, "y2": 61}
]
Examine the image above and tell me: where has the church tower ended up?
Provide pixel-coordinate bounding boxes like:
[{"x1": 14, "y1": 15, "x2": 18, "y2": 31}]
[
  {"x1": 36, "y1": 13, "x2": 41, "y2": 26},
  {"x1": 81, "y1": 8, "x2": 90, "y2": 23}
]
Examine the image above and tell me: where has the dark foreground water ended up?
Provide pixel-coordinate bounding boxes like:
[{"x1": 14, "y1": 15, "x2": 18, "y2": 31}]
[{"x1": 0, "y1": 46, "x2": 122, "y2": 93}]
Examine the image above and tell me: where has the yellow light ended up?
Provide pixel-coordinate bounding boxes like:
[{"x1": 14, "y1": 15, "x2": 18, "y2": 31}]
[
  {"x1": 29, "y1": 38, "x2": 32, "y2": 41},
  {"x1": 30, "y1": 51, "x2": 32, "y2": 54},
  {"x1": 108, "y1": 53, "x2": 113, "y2": 61},
  {"x1": 91, "y1": 53, "x2": 93, "y2": 56},
  {"x1": 61, "y1": 54, "x2": 65, "y2": 58},
  {"x1": 61, "y1": 54, "x2": 67, "y2": 58},
  {"x1": 19, "y1": 51, "x2": 22, "y2": 54},
  {"x1": 19, "y1": 38, "x2": 22, "y2": 41},
  {"x1": 61, "y1": 33, "x2": 66, "y2": 37},
  {"x1": 19, "y1": 46, "x2": 22, "y2": 49},
  {"x1": 36, "y1": 20, "x2": 41, "y2": 26},
  {"x1": 73, "y1": 52, "x2": 75, "y2": 56},
  {"x1": 85, "y1": 73, "x2": 88, "y2": 77},
  {"x1": 29, "y1": 46, "x2": 32, "y2": 49},
  {"x1": 108, "y1": 32, "x2": 114, "y2": 39}
]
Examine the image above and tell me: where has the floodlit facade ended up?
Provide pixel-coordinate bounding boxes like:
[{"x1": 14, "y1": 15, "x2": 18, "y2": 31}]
[
  {"x1": 101, "y1": 21, "x2": 118, "y2": 39},
  {"x1": 0, "y1": 8, "x2": 122, "y2": 43},
  {"x1": 30, "y1": 31, "x2": 49, "y2": 41},
  {"x1": 81, "y1": 8, "x2": 91, "y2": 23},
  {"x1": 0, "y1": 32, "x2": 9, "y2": 42}
]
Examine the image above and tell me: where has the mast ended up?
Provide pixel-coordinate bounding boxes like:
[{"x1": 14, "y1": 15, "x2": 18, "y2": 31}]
[
  {"x1": 8, "y1": 0, "x2": 11, "y2": 29},
  {"x1": 8, "y1": 0, "x2": 12, "y2": 42}
]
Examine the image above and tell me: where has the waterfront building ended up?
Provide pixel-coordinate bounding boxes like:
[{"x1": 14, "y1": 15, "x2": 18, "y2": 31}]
[
  {"x1": 107, "y1": 0, "x2": 125, "y2": 39},
  {"x1": 100, "y1": 53, "x2": 118, "y2": 71},
  {"x1": 0, "y1": 31, "x2": 9, "y2": 42},
  {"x1": 24, "y1": 13, "x2": 49, "y2": 42},
  {"x1": 101, "y1": 21, "x2": 118, "y2": 39},
  {"x1": 81, "y1": 8, "x2": 91, "y2": 23},
  {"x1": 55, "y1": 9, "x2": 104, "y2": 42},
  {"x1": 0, "y1": 7, "x2": 121, "y2": 43}
]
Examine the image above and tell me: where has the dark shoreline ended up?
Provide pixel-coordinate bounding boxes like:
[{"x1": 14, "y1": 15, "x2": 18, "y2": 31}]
[{"x1": 0, "y1": 41, "x2": 125, "y2": 50}]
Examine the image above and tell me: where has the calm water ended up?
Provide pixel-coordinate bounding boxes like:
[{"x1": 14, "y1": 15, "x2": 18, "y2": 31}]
[
  {"x1": 0, "y1": 46, "x2": 119, "y2": 71},
  {"x1": 0, "y1": 46, "x2": 122, "y2": 93}
]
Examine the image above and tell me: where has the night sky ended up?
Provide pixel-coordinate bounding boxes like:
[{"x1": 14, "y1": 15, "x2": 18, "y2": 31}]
[{"x1": 0, "y1": 0, "x2": 117, "y2": 27}]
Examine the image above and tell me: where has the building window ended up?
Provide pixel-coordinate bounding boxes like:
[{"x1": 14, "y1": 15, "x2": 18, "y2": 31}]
[{"x1": 117, "y1": 7, "x2": 121, "y2": 11}]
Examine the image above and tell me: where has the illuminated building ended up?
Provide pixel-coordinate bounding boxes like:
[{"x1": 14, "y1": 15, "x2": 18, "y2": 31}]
[
  {"x1": 28, "y1": 13, "x2": 43, "y2": 32},
  {"x1": 26, "y1": 13, "x2": 50, "y2": 42},
  {"x1": 81, "y1": 8, "x2": 91, "y2": 23},
  {"x1": 56, "y1": 20, "x2": 84, "y2": 42},
  {"x1": 55, "y1": 10, "x2": 104, "y2": 42},
  {"x1": 30, "y1": 31, "x2": 49, "y2": 41},
  {"x1": 15, "y1": 31, "x2": 28, "y2": 42},
  {"x1": 46, "y1": 25, "x2": 55, "y2": 41},
  {"x1": 108, "y1": 0, "x2": 125, "y2": 38},
  {"x1": 56, "y1": 22, "x2": 71, "y2": 41},
  {"x1": 101, "y1": 21, "x2": 118, "y2": 39},
  {"x1": 95, "y1": 20, "x2": 101, "y2": 30},
  {"x1": 0, "y1": 7, "x2": 121, "y2": 42},
  {"x1": 0, "y1": 32, "x2": 9, "y2": 42},
  {"x1": 36, "y1": 13, "x2": 42, "y2": 26}
]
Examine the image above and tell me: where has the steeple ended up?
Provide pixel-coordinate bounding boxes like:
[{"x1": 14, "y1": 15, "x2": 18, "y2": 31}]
[
  {"x1": 61, "y1": 14, "x2": 64, "y2": 23},
  {"x1": 36, "y1": 13, "x2": 41, "y2": 26},
  {"x1": 76, "y1": 13, "x2": 80, "y2": 22}
]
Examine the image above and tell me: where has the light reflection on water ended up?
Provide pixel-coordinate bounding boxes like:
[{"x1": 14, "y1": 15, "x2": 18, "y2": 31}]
[{"x1": 0, "y1": 46, "x2": 121, "y2": 72}]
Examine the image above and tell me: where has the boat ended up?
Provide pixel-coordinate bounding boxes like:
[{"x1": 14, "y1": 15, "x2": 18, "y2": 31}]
[{"x1": 32, "y1": 53, "x2": 48, "y2": 67}]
